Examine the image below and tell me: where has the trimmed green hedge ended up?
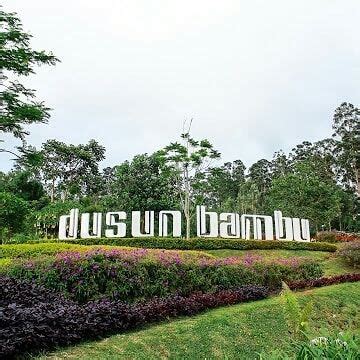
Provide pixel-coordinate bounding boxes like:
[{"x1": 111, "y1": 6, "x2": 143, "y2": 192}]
[
  {"x1": 0, "y1": 243, "x2": 86, "y2": 259},
  {"x1": 63, "y1": 237, "x2": 337, "y2": 252}
]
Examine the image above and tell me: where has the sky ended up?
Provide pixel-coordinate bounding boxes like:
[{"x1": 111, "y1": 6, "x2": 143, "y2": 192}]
[{"x1": 1, "y1": 0, "x2": 360, "y2": 172}]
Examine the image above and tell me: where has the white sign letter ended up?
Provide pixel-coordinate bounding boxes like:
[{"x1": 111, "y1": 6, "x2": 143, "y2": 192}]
[
  {"x1": 59, "y1": 208, "x2": 79, "y2": 240},
  {"x1": 159, "y1": 210, "x2": 182, "y2": 237},
  {"x1": 196, "y1": 206, "x2": 218, "y2": 237},
  {"x1": 105, "y1": 211, "x2": 127, "y2": 238},
  {"x1": 131, "y1": 211, "x2": 154, "y2": 237}
]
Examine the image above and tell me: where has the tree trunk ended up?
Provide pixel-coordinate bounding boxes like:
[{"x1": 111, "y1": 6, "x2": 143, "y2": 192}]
[
  {"x1": 184, "y1": 165, "x2": 190, "y2": 239},
  {"x1": 50, "y1": 178, "x2": 55, "y2": 202}
]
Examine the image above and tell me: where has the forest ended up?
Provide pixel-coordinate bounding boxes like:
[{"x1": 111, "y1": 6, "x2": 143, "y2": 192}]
[{"x1": 0, "y1": 6, "x2": 359, "y2": 242}]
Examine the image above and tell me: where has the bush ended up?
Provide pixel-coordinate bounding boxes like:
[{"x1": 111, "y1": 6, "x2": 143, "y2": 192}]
[
  {"x1": 0, "y1": 275, "x2": 269, "y2": 358},
  {"x1": 316, "y1": 231, "x2": 360, "y2": 243},
  {"x1": 64, "y1": 237, "x2": 338, "y2": 252},
  {"x1": 337, "y1": 241, "x2": 360, "y2": 268},
  {"x1": 0, "y1": 243, "x2": 86, "y2": 259},
  {"x1": 0, "y1": 243, "x2": 214, "y2": 262},
  {"x1": 288, "y1": 273, "x2": 360, "y2": 291},
  {"x1": 316, "y1": 231, "x2": 337, "y2": 243},
  {"x1": 7, "y1": 248, "x2": 323, "y2": 303}
]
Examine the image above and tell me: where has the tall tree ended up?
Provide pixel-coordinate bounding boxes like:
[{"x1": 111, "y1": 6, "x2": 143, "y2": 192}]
[
  {"x1": 36, "y1": 139, "x2": 106, "y2": 201},
  {"x1": 0, "y1": 6, "x2": 59, "y2": 158},
  {"x1": 332, "y1": 102, "x2": 360, "y2": 196},
  {"x1": 161, "y1": 123, "x2": 221, "y2": 239},
  {"x1": 247, "y1": 158, "x2": 272, "y2": 210},
  {"x1": 264, "y1": 161, "x2": 343, "y2": 231},
  {"x1": 105, "y1": 153, "x2": 177, "y2": 214}
]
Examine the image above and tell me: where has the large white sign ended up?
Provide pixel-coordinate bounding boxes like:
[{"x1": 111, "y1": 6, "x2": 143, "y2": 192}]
[{"x1": 58, "y1": 206, "x2": 310, "y2": 241}]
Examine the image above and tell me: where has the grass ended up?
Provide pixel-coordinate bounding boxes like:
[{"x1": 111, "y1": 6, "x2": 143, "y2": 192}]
[
  {"x1": 35, "y1": 282, "x2": 360, "y2": 360},
  {"x1": 204, "y1": 249, "x2": 359, "y2": 276}
]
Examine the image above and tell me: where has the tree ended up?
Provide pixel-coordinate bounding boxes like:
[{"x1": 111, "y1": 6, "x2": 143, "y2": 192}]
[
  {"x1": 247, "y1": 159, "x2": 272, "y2": 210},
  {"x1": 36, "y1": 139, "x2": 106, "y2": 201},
  {"x1": 332, "y1": 102, "x2": 360, "y2": 196},
  {"x1": 0, "y1": 170, "x2": 44, "y2": 201},
  {"x1": 105, "y1": 153, "x2": 177, "y2": 214},
  {"x1": 0, "y1": 191, "x2": 29, "y2": 241},
  {"x1": 198, "y1": 160, "x2": 246, "y2": 211},
  {"x1": 0, "y1": 6, "x2": 59, "y2": 157},
  {"x1": 264, "y1": 162, "x2": 343, "y2": 231},
  {"x1": 288, "y1": 139, "x2": 337, "y2": 182},
  {"x1": 160, "y1": 123, "x2": 221, "y2": 238}
]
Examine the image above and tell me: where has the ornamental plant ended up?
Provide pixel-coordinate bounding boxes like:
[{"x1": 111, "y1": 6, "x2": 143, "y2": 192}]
[
  {"x1": 0, "y1": 275, "x2": 269, "y2": 358},
  {"x1": 7, "y1": 248, "x2": 323, "y2": 303},
  {"x1": 337, "y1": 241, "x2": 360, "y2": 268}
]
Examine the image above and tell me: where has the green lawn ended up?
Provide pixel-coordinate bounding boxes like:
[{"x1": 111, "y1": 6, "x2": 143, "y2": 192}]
[
  {"x1": 36, "y1": 282, "x2": 360, "y2": 360},
  {"x1": 203, "y1": 249, "x2": 358, "y2": 276}
]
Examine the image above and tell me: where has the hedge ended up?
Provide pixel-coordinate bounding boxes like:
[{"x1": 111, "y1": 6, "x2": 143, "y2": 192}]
[
  {"x1": 0, "y1": 275, "x2": 269, "y2": 358},
  {"x1": 0, "y1": 242, "x2": 213, "y2": 261},
  {"x1": 288, "y1": 273, "x2": 360, "y2": 290},
  {"x1": 63, "y1": 237, "x2": 338, "y2": 252},
  {"x1": 0, "y1": 243, "x2": 86, "y2": 259},
  {"x1": 7, "y1": 248, "x2": 323, "y2": 303}
]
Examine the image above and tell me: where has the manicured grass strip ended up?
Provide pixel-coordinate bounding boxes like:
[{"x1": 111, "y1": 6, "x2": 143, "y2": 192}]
[
  {"x1": 63, "y1": 237, "x2": 337, "y2": 252},
  {"x1": 37, "y1": 282, "x2": 360, "y2": 360}
]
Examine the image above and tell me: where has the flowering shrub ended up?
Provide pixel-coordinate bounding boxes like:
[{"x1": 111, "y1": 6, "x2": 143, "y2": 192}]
[
  {"x1": 0, "y1": 275, "x2": 269, "y2": 358},
  {"x1": 7, "y1": 248, "x2": 323, "y2": 303},
  {"x1": 288, "y1": 273, "x2": 360, "y2": 291},
  {"x1": 337, "y1": 241, "x2": 360, "y2": 268}
]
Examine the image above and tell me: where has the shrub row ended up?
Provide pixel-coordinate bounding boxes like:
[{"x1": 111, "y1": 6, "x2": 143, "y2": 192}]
[
  {"x1": 288, "y1": 273, "x2": 360, "y2": 290},
  {"x1": 0, "y1": 275, "x2": 269, "y2": 359},
  {"x1": 7, "y1": 248, "x2": 323, "y2": 303},
  {"x1": 63, "y1": 237, "x2": 338, "y2": 252},
  {"x1": 0, "y1": 242, "x2": 213, "y2": 261},
  {"x1": 0, "y1": 242, "x2": 86, "y2": 259}
]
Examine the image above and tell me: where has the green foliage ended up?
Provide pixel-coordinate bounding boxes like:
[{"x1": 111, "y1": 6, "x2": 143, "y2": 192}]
[
  {"x1": 33, "y1": 200, "x2": 82, "y2": 237},
  {"x1": 160, "y1": 124, "x2": 221, "y2": 238},
  {"x1": 101, "y1": 153, "x2": 178, "y2": 212},
  {"x1": 264, "y1": 333, "x2": 360, "y2": 360},
  {"x1": 65, "y1": 237, "x2": 338, "y2": 252},
  {"x1": 0, "y1": 192, "x2": 29, "y2": 241},
  {"x1": 281, "y1": 282, "x2": 313, "y2": 338},
  {"x1": 0, "y1": 242, "x2": 85, "y2": 259},
  {"x1": 265, "y1": 162, "x2": 343, "y2": 231},
  {"x1": 0, "y1": 170, "x2": 45, "y2": 202},
  {"x1": 37, "y1": 139, "x2": 106, "y2": 201},
  {"x1": 333, "y1": 102, "x2": 360, "y2": 196},
  {"x1": 0, "y1": 6, "x2": 59, "y2": 145}
]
